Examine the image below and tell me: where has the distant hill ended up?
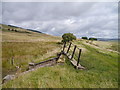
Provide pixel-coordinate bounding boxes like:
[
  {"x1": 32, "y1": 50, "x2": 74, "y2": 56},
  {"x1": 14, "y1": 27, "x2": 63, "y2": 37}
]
[
  {"x1": 97, "y1": 38, "x2": 119, "y2": 41},
  {"x1": 1, "y1": 24, "x2": 42, "y2": 34},
  {"x1": 1, "y1": 23, "x2": 61, "y2": 42},
  {"x1": 27, "y1": 29, "x2": 42, "y2": 33},
  {"x1": 7, "y1": 25, "x2": 23, "y2": 29}
]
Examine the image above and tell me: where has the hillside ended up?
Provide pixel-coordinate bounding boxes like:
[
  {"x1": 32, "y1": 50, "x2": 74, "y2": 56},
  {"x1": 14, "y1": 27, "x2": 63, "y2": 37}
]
[
  {"x1": 1, "y1": 24, "x2": 119, "y2": 88},
  {"x1": 1, "y1": 24, "x2": 62, "y2": 78},
  {"x1": 3, "y1": 40, "x2": 119, "y2": 88},
  {"x1": 1, "y1": 24, "x2": 60, "y2": 42}
]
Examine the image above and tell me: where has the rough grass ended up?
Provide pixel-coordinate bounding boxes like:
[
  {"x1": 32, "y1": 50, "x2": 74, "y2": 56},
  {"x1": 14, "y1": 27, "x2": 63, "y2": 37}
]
[
  {"x1": 2, "y1": 29, "x2": 60, "y2": 42},
  {"x1": 2, "y1": 42, "x2": 61, "y2": 78},
  {"x1": 1, "y1": 24, "x2": 62, "y2": 78},
  {"x1": 1, "y1": 24, "x2": 61, "y2": 42},
  {"x1": 81, "y1": 40, "x2": 119, "y2": 52},
  {"x1": 3, "y1": 40, "x2": 118, "y2": 88},
  {"x1": 1, "y1": 24, "x2": 118, "y2": 88}
]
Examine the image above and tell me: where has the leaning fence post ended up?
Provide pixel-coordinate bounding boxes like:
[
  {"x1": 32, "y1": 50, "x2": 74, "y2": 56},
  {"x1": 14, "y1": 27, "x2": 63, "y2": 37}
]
[
  {"x1": 77, "y1": 49, "x2": 82, "y2": 66},
  {"x1": 66, "y1": 42, "x2": 71, "y2": 54},
  {"x1": 11, "y1": 57, "x2": 14, "y2": 66},
  {"x1": 62, "y1": 42, "x2": 66, "y2": 53},
  {"x1": 71, "y1": 45, "x2": 77, "y2": 60}
]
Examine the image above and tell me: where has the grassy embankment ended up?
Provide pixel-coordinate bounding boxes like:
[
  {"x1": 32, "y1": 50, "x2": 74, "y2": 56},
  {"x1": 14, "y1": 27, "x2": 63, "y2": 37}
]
[
  {"x1": 1, "y1": 24, "x2": 62, "y2": 78},
  {"x1": 3, "y1": 37, "x2": 119, "y2": 88}
]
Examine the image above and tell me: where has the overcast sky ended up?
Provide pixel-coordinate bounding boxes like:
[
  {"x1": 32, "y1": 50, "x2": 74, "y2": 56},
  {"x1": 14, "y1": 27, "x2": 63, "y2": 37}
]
[{"x1": 2, "y1": 2, "x2": 118, "y2": 38}]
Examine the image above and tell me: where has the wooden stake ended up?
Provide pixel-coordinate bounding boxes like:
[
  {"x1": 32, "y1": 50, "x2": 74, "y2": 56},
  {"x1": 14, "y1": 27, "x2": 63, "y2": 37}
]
[
  {"x1": 71, "y1": 45, "x2": 76, "y2": 60},
  {"x1": 77, "y1": 49, "x2": 82, "y2": 66},
  {"x1": 11, "y1": 57, "x2": 14, "y2": 66},
  {"x1": 66, "y1": 42, "x2": 71, "y2": 54},
  {"x1": 62, "y1": 42, "x2": 66, "y2": 52}
]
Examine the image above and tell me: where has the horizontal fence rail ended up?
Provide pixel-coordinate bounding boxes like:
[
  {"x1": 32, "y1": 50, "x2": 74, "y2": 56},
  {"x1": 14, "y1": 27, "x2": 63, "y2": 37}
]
[{"x1": 62, "y1": 42, "x2": 82, "y2": 68}]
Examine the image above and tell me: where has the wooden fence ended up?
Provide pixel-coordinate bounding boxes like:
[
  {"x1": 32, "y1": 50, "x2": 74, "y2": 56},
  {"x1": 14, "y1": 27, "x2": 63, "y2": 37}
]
[
  {"x1": 28, "y1": 42, "x2": 85, "y2": 70},
  {"x1": 28, "y1": 53, "x2": 62, "y2": 70},
  {"x1": 62, "y1": 42, "x2": 85, "y2": 69}
]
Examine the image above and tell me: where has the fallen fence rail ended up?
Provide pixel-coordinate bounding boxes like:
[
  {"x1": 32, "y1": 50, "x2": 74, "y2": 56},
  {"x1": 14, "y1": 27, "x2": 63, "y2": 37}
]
[
  {"x1": 29, "y1": 41, "x2": 85, "y2": 70},
  {"x1": 2, "y1": 42, "x2": 85, "y2": 84},
  {"x1": 28, "y1": 52, "x2": 62, "y2": 70}
]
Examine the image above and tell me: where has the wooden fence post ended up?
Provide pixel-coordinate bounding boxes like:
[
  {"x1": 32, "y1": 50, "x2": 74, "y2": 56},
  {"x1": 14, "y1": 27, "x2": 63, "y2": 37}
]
[
  {"x1": 66, "y1": 42, "x2": 71, "y2": 54},
  {"x1": 77, "y1": 49, "x2": 82, "y2": 66},
  {"x1": 62, "y1": 42, "x2": 66, "y2": 53},
  {"x1": 71, "y1": 45, "x2": 76, "y2": 60},
  {"x1": 11, "y1": 57, "x2": 14, "y2": 66}
]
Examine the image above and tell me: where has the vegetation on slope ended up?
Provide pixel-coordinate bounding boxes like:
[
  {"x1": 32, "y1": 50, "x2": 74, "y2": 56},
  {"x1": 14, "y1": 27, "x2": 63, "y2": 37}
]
[
  {"x1": 1, "y1": 24, "x2": 60, "y2": 42},
  {"x1": 3, "y1": 40, "x2": 118, "y2": 88},
  {"x1": 2, "y1": 42, "x2": 61, "y2": 77},
  {"x1": 1, "y1": 24, "x2": 118, "y2": 88},
  {"x1": 1, "y1": 24, "x2": 62, "y2": 78}
]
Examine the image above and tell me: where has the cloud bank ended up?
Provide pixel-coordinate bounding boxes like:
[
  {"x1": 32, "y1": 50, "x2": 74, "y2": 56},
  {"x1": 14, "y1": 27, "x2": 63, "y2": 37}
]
[{"x1": 2, "y1": 2, "x2": 118, "y2": 38}]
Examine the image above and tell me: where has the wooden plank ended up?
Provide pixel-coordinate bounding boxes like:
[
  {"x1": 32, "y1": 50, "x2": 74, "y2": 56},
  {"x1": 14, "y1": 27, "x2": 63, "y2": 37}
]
[
  {"x1": 66, "y1": 42, "x2": 71, "y2": 54},
  {"x1": 70, "y1": 59, "x2": 85, "y2": 69},
  {"x1": 77, "y1": 49, "x2": 82, "y2": 66},
  {"x1": 71, "y1": 60, "x2": 77, "y2": 66},
  {"x1": 29, "y1": 57, "x2": 58, "y2": 70},
  {"x1": 11, "y1": 57, "x2": 14, "y2": 66},
  {"x1": 64, "y1": 42, "x2": 85, "y2": 69},
  {"x1": 62, "y1": 42, "x2": 66, "y2": 52},
  {"x1": 71, "y1": 45, "x2": 76, "y2": 60}
]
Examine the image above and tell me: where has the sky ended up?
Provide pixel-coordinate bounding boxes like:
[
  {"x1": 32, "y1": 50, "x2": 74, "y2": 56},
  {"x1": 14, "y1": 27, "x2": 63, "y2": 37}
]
[{"x1": 2, "y1": 2, "x2": 118, "y2": 38}]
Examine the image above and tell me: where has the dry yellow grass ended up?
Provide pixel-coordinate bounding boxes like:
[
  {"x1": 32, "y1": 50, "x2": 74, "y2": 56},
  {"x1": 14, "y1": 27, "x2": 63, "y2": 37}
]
[
  {"x1": 1, "y1": 24, "x2": 118, "y2": 88},
  {"x1": 2, "y1": 31, "x2": 61, "y2": 42},
  {"x1": 81, "y1": 40, "x2": 118, "y2": 53},
  {"x1": 1, "y1": 24, "x2": 62, "y2": 78}
]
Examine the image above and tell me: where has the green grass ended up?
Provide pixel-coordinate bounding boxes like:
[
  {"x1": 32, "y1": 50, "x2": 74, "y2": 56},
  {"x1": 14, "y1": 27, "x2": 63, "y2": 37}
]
[
  {"x1": 1, "y1": 24, "x2": 62, "y2": 78},
  {"x1": 2, "y1": 42, "x2": 61, "y2": 78},
  {"x1": 3, "y1": 40, "x2": 118, "y2": 88},
  {"x1": 1, "y1": 24, "x2": 118, "y2": 88},
  {"x1": 82, "y1": 40, "x2": 119, "y2": 52}
]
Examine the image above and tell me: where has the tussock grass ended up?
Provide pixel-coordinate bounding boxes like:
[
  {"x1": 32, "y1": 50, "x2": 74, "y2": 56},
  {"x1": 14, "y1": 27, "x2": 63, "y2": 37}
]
[
  {"x1": 1, "y1": 24, "x2": 61, "y2": 42},
  {"x1": 2, "y1": 30, "x2": 61, "y2": 42},
  {"x1": 2, "y1": 42, "x2": 61, "y2": 77},
  {"x1": 1, "y1": 24, "x2": 118, "y2": 88},
  {"x1": 1, "y1": 24, "x2": 62, "y2": 77},
  {"x1": 3, "y1": 40, "x2": 118, "y2": 88},
  {"x1": 82, "y1": 40, "x2": 119, "y2": 52}
]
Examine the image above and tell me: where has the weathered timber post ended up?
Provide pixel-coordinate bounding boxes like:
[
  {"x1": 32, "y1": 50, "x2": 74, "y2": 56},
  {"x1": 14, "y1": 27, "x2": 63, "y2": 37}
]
[
  {"x1": 62, "y1": 42, "x2": 66, "y2": 53},
  {"x1": 77, "y1": 49, "x2": 82, "y2": 66},
  {"x1": 11, "y1": 57, "x2": 14, "y2": 66},
  {"x1": 66, "y1": 42, "x2": 72, "y2": 54},
  {"x1": 71, "y1": 45, "x2": 77, "y2": 60}
]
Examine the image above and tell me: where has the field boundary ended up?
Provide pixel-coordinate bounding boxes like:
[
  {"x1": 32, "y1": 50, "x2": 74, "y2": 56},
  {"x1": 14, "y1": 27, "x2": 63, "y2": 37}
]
[
  {"x1": 62, "y1": 42, "x2": 85, "y2": 69},
  {"x1": 28, "y1": 53, "x2": 62, "y2": 70}
]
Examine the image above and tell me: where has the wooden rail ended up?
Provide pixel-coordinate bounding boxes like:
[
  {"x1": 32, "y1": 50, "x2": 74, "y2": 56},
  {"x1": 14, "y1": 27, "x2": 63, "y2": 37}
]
[
  {"x1": 28, "y1": 53, "x2": 62, "y2": 70},
  {"x1": 28, "y1": 42, "x2": 85, "y2": 70},
  {"x1": 62, "y1": 42, "x2": 85, "y2": 69}
]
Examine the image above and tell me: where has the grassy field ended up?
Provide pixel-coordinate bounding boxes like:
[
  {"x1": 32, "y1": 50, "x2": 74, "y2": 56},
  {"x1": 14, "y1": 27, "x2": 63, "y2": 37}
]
[
  {"x1": 1, "y1": 24, "x2": 119, "y2": 88},
  {"x1": 2, "y1": 42, "x2": 61, "y2": 77},
  {"x1": 1, "y1": 24, "x2": 62, "y2": 78},
  {"x1": 2, "y1": 40, "x2": 119, "y2": 88},
  {"x1": 1, "y1": 24, "x2": 60, "y2": 42}
]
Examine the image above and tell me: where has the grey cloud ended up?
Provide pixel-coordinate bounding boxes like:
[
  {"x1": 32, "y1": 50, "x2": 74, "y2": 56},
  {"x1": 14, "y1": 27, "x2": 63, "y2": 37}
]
[
  {"x1": 2, "y1": 2, "x2": 118, "y2": 38},
  {"x1": 3, "y1": 2, "x2": 95, "y2": 22}
]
